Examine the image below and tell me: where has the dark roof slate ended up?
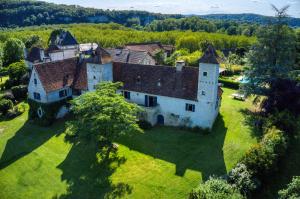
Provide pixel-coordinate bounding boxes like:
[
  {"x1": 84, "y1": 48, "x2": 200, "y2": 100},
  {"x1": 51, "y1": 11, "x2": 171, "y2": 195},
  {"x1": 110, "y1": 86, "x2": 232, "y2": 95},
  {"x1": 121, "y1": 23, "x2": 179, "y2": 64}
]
[
  {"x1": 106, "y1": 48, "x2": 154, "y2": 64},
  {"x1": 54, "y1": 31, "x2": 78, "y2": 46},
  {"x1": 199, "y1": 45, "x2": 220, "y2": 64},
  {"x1": 113, "y1": 62, "x2": 199, "y2": 101},
  {"x1": 27, "y1": 47, "x2": 42, "y2": 63}
]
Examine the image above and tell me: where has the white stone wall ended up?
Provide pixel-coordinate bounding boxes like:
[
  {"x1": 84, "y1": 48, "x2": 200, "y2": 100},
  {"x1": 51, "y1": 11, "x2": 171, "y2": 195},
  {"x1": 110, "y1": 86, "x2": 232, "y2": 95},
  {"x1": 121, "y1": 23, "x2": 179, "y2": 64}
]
[
  {"x1": 122, "y1": 90, "x2": 217, "y2": 128},
  {"x1": 49, "y1": 49, "x2": 77, "y2": 61},
  {"x1": 28, "y1": 68, "x2": 48, "y2": 103},
  {"x1": 87, "y1": 62, "x2": 113, "y2": 91}
]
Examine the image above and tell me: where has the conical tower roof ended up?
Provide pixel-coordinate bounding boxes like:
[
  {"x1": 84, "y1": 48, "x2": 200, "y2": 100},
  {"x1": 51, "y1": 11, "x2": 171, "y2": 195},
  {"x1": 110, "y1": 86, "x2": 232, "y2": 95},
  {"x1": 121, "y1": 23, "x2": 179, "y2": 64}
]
[{"x1": 199, "y1": 45, "x2": 220, "y2": 64}]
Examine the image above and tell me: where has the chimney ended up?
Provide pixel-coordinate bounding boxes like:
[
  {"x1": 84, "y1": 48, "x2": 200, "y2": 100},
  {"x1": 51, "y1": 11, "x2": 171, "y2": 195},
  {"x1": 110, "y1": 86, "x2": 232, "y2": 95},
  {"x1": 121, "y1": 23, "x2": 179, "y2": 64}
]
[{"x1": 175, "y1": 60, "x2": 185, "y2": 72}]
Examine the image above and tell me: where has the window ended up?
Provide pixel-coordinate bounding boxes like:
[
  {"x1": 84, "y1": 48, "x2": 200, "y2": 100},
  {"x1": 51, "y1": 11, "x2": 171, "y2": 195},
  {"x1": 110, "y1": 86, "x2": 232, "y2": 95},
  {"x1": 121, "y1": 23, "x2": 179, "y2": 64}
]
[
  {"x1": 59, "y1": 89, "x2": 67, "y2": 98},
  {"x1": 123, "y1": 91, "x2": 130, "y2": 100},
  {"x1": 34, "y1": 92, "x2": 41, "y2": 100},
  {"x1": 145, "y1": 95, "x2": 157, "y2": 107},
  {"x1": 93, "y1": 76, "x2": 96, "y2": 80},
  {"x1": 34, "y1": 78, "x2": 37, "y2": 85},
  {"x1": 185, "y1": 103, "x2": 195, "y2": 112},
  {"x1": 202, "y1": 91, "x2": 206, "y2": 96},
  {"x1": 203, "y1": 72, "x2": 208, "y2": 77}
]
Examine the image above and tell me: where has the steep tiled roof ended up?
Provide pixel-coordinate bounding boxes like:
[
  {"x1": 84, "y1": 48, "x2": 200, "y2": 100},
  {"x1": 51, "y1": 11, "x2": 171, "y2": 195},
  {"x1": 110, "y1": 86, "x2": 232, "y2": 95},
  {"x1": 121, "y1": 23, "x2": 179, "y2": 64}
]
[
  {"x1": 113, "y1": 62, "x2": 199, "y2": 101},
  {"x1": 26, "y1": 47, "x2": 42, "y2": 63},
  {"x1": 34, "y1": 58, "x2": 78, "y2": 93},
  {"x1": 106, "y1": 48, "x2": 154, "y2": 64},
  {"x1": 199, "y1": 45, "x2": 220, "y2": 64}
]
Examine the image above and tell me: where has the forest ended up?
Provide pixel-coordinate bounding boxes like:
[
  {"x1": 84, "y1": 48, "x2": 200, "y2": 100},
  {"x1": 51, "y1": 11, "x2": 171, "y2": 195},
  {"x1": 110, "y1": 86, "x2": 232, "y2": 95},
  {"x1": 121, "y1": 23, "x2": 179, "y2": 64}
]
[
  {"x1": 1, "y1": 0, "x2": 299, "y2": 35},
  {"x1": 0, "y1": 23, "x2": 256, "y2": 53}
]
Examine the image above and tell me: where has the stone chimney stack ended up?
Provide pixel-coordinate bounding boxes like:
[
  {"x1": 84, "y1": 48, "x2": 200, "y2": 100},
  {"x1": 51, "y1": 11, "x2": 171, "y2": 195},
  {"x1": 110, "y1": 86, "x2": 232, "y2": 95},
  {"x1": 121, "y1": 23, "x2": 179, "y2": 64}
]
[{"x1": 175, "y1": 60, "x2": 185, "y2": 72}]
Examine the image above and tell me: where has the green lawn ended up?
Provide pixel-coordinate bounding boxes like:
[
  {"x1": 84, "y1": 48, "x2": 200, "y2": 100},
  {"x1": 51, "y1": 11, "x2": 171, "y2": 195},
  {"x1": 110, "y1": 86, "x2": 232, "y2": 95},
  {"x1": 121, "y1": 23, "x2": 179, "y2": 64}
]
[{"x1": 0, "y1": 88, "x2": 257, "y2": 199}]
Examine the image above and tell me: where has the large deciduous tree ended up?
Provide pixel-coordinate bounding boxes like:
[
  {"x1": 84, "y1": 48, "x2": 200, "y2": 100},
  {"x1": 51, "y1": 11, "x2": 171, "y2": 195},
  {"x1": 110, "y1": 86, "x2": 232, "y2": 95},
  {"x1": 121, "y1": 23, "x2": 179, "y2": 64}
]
[
  {"x1": 3, "y1": 38, "x2": 25, "y2": 67},
  {"x1": 278, "y1": 176, "x2": 300, "y2": 199},
  {"x1": 243, "y1": 6, "x2": 298, "y2": 115},
  {"x1": 67, "y1": 82, "x2": 142, "y2": 157}
]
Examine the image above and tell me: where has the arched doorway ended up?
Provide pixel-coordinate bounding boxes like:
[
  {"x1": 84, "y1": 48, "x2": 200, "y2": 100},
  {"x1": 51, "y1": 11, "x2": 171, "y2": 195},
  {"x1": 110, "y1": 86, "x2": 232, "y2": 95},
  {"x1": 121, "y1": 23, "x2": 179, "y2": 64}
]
[{"x1": 157, "y1": 114, "x2": 164, "y2": 125}]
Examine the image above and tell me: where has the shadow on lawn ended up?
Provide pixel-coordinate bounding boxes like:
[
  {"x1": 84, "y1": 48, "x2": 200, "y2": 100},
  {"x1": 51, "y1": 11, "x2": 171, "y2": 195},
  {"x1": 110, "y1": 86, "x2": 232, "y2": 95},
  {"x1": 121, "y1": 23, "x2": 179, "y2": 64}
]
[
  {"x1": 56, "y1": 139, "x2": 132, "y2": 199},
  {"x1": 118, "y1": 115, "x2": 228, "y2": 180},
  {"x1": 0, "y1": 120, "x2": 65, "y2": 170}
]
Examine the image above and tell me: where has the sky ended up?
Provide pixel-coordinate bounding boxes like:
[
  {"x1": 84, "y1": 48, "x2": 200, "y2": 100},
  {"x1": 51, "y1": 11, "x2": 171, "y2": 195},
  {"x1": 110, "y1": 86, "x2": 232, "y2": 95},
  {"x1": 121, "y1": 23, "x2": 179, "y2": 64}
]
[{"x1": 44, "y1": 0, "x2": 300, "y2": 18}]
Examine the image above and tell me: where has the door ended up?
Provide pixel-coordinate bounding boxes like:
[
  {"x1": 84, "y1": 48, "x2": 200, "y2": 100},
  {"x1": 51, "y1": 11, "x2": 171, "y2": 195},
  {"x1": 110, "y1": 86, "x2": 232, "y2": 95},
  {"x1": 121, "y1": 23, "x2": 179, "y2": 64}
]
[{"x1": 157, "y1": 114, "x2": 164, "y2": 125}]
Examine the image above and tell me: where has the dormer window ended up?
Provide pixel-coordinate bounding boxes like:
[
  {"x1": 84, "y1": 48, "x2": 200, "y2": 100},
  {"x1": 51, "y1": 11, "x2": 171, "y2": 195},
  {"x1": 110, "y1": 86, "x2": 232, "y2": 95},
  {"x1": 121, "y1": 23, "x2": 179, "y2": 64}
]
[{"x1": 203, "y1": 72, "x2": 207, "y2": 77}]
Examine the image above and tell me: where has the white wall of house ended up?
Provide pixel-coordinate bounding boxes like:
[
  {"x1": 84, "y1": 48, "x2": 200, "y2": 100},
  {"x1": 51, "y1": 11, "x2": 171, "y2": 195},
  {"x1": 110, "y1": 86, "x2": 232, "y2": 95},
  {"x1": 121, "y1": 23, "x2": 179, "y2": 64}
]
[
  {"x1": 49, "y1": 49, "x2": 77, "y2": 61},
  {"x1": 28, "y1": 68, "x2": 48, "y2": 103},
  {"x1": 121, "y1": 90, "x2": 218, "y2": 128},
  {"x1": 46, "y1": 87, "x2": 72, "y2": 103},
  {"x1": 87, "y1": 62, "x2": 113, "y2": 91}
]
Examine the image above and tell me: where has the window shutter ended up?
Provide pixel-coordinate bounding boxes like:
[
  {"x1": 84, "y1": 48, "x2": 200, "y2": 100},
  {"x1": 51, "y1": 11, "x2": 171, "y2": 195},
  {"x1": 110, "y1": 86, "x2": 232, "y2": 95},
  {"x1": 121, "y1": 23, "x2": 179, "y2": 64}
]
[
  {"x1": 145, "y1": 95, "x2": 148, "y2": 107},
  {"x1": 153, "y1": 97, "x2": 157, "y2": 106}
]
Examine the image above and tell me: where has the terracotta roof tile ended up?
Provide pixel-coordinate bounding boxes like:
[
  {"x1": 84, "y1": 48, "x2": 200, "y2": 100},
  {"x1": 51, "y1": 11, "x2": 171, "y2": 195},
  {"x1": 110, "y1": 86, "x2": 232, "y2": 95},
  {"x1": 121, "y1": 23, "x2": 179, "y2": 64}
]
[{"x1": 34, "y1": 58, "x2": 78, "y2": 93}]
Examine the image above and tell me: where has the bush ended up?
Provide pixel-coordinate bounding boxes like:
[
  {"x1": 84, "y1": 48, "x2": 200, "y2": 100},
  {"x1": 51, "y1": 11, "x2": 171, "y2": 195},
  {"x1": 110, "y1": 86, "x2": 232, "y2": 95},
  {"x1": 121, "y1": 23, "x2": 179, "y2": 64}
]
[
  {"x1": 241, "y1": 127, "x2": 287, "y2": 178},
  {"x1": 0, "y1": 99, "x2": 13, "y2": 115},
  {"x1": 0, "y1": 92, "x2": 15, "y2": 101},
  {"x1": 219, "y1": 78, "x2": 240, "y2": 89},
  {"x1": 189, "y1": 177, "x2": 244, "y2": 199},
  {"x1": 6, "y1": 105, "x2": 24, "y2": 119},
  {"x1": 11, "y1": 85, "x2": 27, "y2": 101},
  {"x1": 137, "y1": 120, "x2": 152, "y2": 130},
  {"x1": 278, "y1": 176, "x2": 300, "y2": 199},
  {"x1": 227, "y1": 163, "x2": 256, "y2": 196}
]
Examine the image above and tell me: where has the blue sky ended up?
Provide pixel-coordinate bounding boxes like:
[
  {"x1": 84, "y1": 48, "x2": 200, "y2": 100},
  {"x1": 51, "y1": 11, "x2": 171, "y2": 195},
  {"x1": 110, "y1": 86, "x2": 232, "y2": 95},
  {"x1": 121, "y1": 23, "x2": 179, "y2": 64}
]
[{"x1": 44, "y1": 0, "x2": 300, "y2": 17}]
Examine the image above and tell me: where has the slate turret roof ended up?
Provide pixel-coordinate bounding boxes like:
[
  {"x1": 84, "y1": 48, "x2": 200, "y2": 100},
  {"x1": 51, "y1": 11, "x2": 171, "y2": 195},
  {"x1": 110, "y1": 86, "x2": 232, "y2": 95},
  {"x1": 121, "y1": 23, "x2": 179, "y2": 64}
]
[
  {"x1": 199, "y1": 45, "x2": 221, "y2": 64},
  {"x1": 52, "y1": 31, "x2": 78, "y2": 46}
]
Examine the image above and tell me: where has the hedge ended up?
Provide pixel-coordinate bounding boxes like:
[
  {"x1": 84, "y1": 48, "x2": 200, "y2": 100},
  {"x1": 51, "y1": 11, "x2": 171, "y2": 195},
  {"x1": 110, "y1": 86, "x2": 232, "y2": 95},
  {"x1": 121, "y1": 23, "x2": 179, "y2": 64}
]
[
  {"x1": 219, "y1": 78, "x2": 240, "y2": 89},
  {"x1": 28, "y1": 97, "x2": 71, "y2": 126},
  {"x1": 11, "y1": 85, "x2": 27, "y2": 101}
]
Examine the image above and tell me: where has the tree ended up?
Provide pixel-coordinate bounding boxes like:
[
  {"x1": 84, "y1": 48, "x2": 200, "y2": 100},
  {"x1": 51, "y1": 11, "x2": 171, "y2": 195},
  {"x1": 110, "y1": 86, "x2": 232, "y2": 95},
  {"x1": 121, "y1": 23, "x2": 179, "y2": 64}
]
[
  {"x1": 7, "y1": 61, "x2": 27, "y2": 83},
  {"x1": 0, "y1": 43, "x2": 3, "y2": 68},
  {"x1": 278, "y1": 176, "x2": 300, "y2": 199},
  {"x1": 189, "y1": 177, "x2": 244, "y2": 199},
  {"x1": 295, "y1": 29, "x2": 300, "y2": 70},
  {"x1": 3, "y1": 38, "x2": 25, "y2": 66},
  {"x1": 243, "y1": 6, "x2": 297, "y2": 113},
  {"x1": 67, "y1": 82, "x2": 142, "y2": 157}
]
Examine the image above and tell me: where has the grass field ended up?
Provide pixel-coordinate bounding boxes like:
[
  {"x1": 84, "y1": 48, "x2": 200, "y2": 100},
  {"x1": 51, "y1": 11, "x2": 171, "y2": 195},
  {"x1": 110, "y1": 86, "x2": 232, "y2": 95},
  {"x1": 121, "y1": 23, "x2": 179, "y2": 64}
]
[{"x1": 0, "y1": 88, "x2": 257, "y2": 199}]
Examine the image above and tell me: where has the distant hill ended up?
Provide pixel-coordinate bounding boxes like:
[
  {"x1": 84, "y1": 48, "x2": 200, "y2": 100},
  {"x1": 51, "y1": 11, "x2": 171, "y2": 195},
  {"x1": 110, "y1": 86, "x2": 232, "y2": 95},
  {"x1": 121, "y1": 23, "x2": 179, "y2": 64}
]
[
  {"x1": 0, "y1": 0, "x2": 181, "y2": 28},
  {"x1": 199, "y1": 14, "x2": 300, "y2": 27},
  {"x1": 1, "y1": 1, "x2": 299, "y2": 29}
]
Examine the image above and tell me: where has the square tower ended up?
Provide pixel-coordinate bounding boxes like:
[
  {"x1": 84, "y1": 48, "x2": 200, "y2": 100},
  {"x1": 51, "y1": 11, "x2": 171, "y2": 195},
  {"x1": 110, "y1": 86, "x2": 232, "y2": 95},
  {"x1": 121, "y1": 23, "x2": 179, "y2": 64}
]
[{"x1": 198, "y1": 46, "x2": 220, "y2": 112}]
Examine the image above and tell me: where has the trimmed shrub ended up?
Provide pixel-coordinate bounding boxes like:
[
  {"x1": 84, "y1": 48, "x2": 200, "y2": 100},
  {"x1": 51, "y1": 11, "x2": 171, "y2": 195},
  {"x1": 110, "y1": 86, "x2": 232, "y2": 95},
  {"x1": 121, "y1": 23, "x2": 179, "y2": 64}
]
[
  {"x1": 241, "y1": 127, "x2": 287, "y2": 178},
  {"x1": 219, "y1": 78, "x2": 240, "y2": 89},
  {"x1": 137, "y1": 120, "x2": 152, "y2": 130},
  {"x1": 228, "y1": 163, "x2": 256, "y2": 196},
  {"x1": 11, "y1": 85, "x2": 27, "y2": 101},
  {"x1": 189, "y1": 177, "x2": 244, "y2": 199},
  {"x1": 6, "y1": 105, "x2": 24, "y2": 119},
  {"x1": 0, "y1": 99, "x2": 13, "y2": 115}
]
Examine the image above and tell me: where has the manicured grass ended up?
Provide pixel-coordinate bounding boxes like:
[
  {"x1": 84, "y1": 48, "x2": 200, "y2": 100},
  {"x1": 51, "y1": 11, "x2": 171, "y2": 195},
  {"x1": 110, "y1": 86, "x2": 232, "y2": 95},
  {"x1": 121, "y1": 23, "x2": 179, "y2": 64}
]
[{"x1": 0, "y1": 88, "x2": 257, "y2": 199}]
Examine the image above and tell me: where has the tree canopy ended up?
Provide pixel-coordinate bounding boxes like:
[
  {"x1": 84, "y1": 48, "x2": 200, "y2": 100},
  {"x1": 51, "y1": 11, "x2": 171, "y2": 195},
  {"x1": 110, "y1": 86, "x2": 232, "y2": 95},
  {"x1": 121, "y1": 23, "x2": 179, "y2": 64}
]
[
  {"x1": 67, "y1": 82, "x2": 142, "y2": 156},
  {"x1": 3, "y1": 38, "x2": 25, "y2": 67}
]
